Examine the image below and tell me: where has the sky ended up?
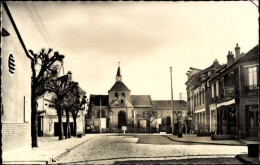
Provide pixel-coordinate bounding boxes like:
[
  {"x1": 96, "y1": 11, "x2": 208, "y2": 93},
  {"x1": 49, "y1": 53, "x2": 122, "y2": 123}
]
[{"x1": 6, "y1": 1, "x2": 259, "y2": 101}]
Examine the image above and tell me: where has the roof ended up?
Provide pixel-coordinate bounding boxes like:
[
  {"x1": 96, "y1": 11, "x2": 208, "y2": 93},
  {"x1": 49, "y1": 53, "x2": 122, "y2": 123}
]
[
  {"x1": 152, "y1": 100, "x2": 188, "y2": 110},
  {"x1": 239, "y1": 45, "x2": 259, "y2": 62},
  {"x1": 116, "y1": 67, "x2": 121, "y2": 76},
  {"x1": 109, "y1": 81, "x2": 130, "y2": 92},
  {"x1": 89, "y1": 95, "x2": 109, "y2": 106},
  {"x1": 131, "y1": 95, "x2": 152, "y2": 106},
  {"x1": 209, "y1": 45, "x2": 259, "y2": 83}
]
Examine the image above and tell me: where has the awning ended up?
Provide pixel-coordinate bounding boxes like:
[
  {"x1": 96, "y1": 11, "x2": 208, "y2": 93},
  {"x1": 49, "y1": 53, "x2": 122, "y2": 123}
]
[
  {"x1": 194, "y1": 108, "x2": 205, "y2": 113},
  {"x1": 217, "y1": 99, "x2": 235, "y2": 108}
]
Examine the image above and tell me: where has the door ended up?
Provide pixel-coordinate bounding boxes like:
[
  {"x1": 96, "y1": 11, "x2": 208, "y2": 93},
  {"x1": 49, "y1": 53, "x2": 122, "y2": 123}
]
[
  {"x1": 118, "y1": 111, "x2": 127, "y2": 129},
  {"x1": 38, "y1": 116, "x2": 43, "y2": 136},
  {"x1": 247, "y1": 105, "x2": 258, "y2": 137}
]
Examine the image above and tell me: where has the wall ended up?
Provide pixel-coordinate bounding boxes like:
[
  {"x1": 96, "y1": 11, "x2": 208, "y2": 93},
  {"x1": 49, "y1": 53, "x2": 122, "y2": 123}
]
[{"x1": 2, "y1": 6, "x2": 32, "y2": 152}]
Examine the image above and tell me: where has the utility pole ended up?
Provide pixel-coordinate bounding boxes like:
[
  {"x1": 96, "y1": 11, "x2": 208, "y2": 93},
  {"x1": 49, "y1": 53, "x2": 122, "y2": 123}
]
[
  {"x1": 170, "y1": 66, "x2": 175, "y2": 135},
  {"x1": 100, "y1": 98, "x2": 102, "y2": 134},
  {"x1": 178, "y1": 93, "x2": 183, "y2": 138}
]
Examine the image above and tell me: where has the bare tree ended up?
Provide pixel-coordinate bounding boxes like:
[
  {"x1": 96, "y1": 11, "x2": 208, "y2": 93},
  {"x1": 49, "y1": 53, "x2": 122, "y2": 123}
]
[
  {"x1": 45, "y1": 73, "x2": 78, "y2": 140},
  {"x1": 136, "y1": 110, "x2": 158, "y2": 134},
  {"x1": 29, "y1": 48, "x2": 64, "y2": 147}
]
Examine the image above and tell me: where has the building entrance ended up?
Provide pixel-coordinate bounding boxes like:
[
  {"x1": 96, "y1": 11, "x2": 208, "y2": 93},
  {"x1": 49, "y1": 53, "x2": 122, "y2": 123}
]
[
  {"x1": 118, "y1": 111, "x2": 127, "y2": 129},
  {"x1": 247, "y1": 104, "x2": 258, "y2": 137}
]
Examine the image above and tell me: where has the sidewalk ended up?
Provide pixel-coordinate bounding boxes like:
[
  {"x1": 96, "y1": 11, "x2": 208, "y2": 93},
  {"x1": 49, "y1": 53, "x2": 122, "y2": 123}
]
[
  {"x1": 163, "y1": 134, "x2": 244, "y2": 146},
  {"x1": 164, "y1": 134, "x2": 259, "y2": 164},
  {"x1": 2, "y1": 134, "x2": 98, "y2": 164}
]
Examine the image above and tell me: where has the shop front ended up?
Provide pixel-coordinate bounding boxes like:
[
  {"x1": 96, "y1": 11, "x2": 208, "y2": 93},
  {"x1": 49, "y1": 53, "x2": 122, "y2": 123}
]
[{"x1": 216, "y1": 99, "x2": 237, "y2": 137}]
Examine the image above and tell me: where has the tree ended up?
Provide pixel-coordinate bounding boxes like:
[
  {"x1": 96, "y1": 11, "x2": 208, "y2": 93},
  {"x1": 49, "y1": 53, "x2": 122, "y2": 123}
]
[
  {"x1": 62, "y1": 83, "x2": 82, "y2": 138},
  {"x1": 70, "y1": 86, "x2": 87, "y2": 136},
  {"x1": 136, "y1": 110, "x2": 158, "y2": 134},
  {"x1": 45, "y1": 73, "x2": 78, "y2": 140},
  {"x1": 29, "y1": 48, "x2": 64, "y2": 147}
]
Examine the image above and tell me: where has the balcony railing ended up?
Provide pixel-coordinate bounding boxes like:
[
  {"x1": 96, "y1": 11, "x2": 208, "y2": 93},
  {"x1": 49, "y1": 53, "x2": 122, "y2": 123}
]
[{"x1": 244, "y1": 85, "x2": 259, "y2": 94}]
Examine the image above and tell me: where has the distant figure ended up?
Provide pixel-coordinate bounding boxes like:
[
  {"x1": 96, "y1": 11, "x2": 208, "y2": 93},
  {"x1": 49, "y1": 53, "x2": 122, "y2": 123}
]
[
  {"x1": 183, "y1": 125, "x2": 186, "y2": 134},
  {"x1": 187, "y1": 127, "x2": 191, "y2": 134}
]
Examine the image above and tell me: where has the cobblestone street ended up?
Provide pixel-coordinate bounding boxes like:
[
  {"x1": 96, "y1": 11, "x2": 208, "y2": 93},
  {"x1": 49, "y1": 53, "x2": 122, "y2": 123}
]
[{"x1": 55, "y1": 134, "x2": 247, "y2": 164}]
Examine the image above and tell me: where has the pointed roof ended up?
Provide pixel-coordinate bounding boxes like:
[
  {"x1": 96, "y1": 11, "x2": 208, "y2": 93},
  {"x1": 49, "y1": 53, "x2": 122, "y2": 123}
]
[
  {"x1": 109, "y1": 81, "x2": 130, "y2": 92},
  {"x1": 116, "y1": 62, "x2": 121, "y2": 76},
  {"x1": 116, "y1": 67, "x2": 121, "y2": 76}
]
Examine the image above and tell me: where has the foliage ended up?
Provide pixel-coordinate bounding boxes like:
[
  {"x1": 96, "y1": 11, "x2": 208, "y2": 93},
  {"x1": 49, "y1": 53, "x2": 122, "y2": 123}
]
[
  {"x1": 44, "y1": 74, "x2": 78, "y2": 140},
  {"x1": 136, "y1": 110, "x2": 158, "y2": 133}
]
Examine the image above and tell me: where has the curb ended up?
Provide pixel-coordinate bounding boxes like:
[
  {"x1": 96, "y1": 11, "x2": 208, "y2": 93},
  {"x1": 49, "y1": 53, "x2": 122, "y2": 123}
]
[
  {"x1": 163, "y1": 135, "x2": 246, "y2": 146},
  {"x1": 50, "y1": 136, "x2": 94, "y2": 164},
  {"x1": 235, "y1": 154, "x2": 259, "y2": 165}
]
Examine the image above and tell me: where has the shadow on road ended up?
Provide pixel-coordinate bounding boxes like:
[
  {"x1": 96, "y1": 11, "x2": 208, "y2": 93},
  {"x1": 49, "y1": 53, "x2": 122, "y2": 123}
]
[{"x1": 113, "y1": 157, "x2": 245, "y2": 164}]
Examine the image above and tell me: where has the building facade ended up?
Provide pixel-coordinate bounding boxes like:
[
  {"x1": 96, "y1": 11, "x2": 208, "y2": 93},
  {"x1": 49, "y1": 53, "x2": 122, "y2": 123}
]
[
  {"x1": 209, "y1": 44, "x2": 259, "y2": 138},
  {"x1": 87, "y1": 65, "x2": 187, "y2": 133},
  {"x1": 186, "y1": 60, "x2": 222, "y2": 133},
  {"x1": 2, "y1": 2, "x2": 32, "y2": 152}
]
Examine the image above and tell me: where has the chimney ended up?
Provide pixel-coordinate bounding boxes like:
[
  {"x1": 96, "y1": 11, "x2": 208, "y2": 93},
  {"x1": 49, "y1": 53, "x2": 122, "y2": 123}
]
[
  {"x1": 227, "y1": 51, "x2": 235, "y2": 64},
  {"x1": 235, "y1": 43, "x2": 240, "y2": 60},
  {"x1": 213, "y1": 59, "x2": 220, "y2": 69},
  {"x1": 67, "y1": 71, "x2": 72, "y2": 82}
]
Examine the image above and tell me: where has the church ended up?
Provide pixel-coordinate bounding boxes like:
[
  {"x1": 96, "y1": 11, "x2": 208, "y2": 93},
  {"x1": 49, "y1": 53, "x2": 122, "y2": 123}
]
[{"x1": 86, "y1": 64, "x2": 188, "y2": 133}]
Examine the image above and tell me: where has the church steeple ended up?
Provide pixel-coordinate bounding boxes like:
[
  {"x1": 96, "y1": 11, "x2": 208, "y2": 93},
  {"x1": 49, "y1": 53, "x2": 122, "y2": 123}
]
[{"x1": 116, "y1": 62, "x2": 122, "y2": 82}]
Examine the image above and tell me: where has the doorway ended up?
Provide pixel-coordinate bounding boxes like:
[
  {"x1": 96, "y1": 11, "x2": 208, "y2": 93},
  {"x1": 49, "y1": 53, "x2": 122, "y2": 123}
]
[
  {"x1": 247, "y1": 105, "x2": 258, "y2": 137},
  {"x1": 118, "y1": 111, "x2": 127, "y2": 129}
]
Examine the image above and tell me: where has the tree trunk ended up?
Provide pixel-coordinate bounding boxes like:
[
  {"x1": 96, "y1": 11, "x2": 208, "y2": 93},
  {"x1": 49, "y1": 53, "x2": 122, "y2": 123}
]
[
  {"x1": 72, "y1": 115, "x2": 77, "y2": 136},
  {"x1": 57, "y1": 103, "x2": 64, "y2": 140},
  {"x1": 31, "y1": 87, "x2": 38, "y2": 147},
  {"x1": 65, "y1": 109, "x2": 71, "y2": 139}
]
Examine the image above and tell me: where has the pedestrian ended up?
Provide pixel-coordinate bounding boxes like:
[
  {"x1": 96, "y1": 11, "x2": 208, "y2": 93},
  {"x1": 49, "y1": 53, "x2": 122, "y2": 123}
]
[{"x1": 183, "y1": 125, "x2": 186, "y2": 134}]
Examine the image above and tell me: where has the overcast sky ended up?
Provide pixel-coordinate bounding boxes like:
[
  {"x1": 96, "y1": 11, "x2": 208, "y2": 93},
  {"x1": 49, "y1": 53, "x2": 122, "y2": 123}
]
[{"x1": 7, "y1": 1, "x2": 259, "y2": 101}]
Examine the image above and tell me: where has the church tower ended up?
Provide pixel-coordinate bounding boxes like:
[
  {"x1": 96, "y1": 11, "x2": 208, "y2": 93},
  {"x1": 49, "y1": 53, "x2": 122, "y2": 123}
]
[
  {"x1": 108, "y1": 62, "x2": 131, "y2": 105},
  {"x1": 116, "y1": 62, "x2": 122, "y2": 82}
]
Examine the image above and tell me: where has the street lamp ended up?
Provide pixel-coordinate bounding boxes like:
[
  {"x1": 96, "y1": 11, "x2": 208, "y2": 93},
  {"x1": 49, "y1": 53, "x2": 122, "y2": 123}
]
[{"x1": 170, "y1": 66, "x2": 175, "y2": 135}]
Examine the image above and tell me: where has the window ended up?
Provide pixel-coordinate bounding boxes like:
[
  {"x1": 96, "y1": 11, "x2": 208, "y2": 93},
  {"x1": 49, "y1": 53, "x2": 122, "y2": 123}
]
[
  {"x1": 122, "y1": 92, "x2": 125, "y2": 97},
  {"x1": 216, "y1": 81, "x2": 219, "y2": 97},
  {"x1": 115, "y1": 92, "x2": 118, "y2": 98},
  {"x1": 202, "y1": 89, "x2": 204, "y2": 104},
  {"x1": 229, "y1": 72, "x2": 234, "y2": 85},
  {"x1": 121, "y1": 100, "x2": 124, "y2": 104},
  {"x1": 8, "y1": 53, "x2": 15, "y2": 74},
  {"x1": 248, "y1": 67, "x2": 257, "y2": 87},
  {"x1": 211, "y1": 83, "x2": 215, "y2": 99}
]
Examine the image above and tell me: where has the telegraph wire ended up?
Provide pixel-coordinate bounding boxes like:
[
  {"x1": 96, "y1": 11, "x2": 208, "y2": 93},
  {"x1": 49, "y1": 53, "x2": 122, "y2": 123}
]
[
  {"x1": 23, "y1": 1, "x2": 50, "y2": 46},
  {"x1": 30, "y1": 1, "x2": 55, "y2": 47}
]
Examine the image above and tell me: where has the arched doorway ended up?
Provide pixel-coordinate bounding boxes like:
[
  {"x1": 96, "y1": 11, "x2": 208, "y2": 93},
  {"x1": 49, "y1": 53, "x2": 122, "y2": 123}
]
[{"x1": 118, "y1": 111, "x2": 127, "y2": 129}]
